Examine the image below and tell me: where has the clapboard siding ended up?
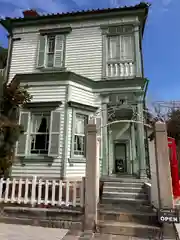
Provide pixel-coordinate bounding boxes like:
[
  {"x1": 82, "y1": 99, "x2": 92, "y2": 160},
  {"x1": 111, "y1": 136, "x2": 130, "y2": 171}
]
[
  {"x1": 9, "y1": 16, "x2": 138, "y2": 82},
  {"x1": 11, "y1": 85, "x2": 67, "y2": 179},
  {"x1": 9, "y1": 32, "x2": 38, "y2": 82},
  {"x1": 66, "y1": 27, "x2": 102, "y2": 80},
  {"x1": 11, "y1": 163, "x2": 63, "y2": 179},
  {"x1": 69, "y1": 85, "x2": 95, "y2": 106},
  {"x1": 66, "y1": 163, "x2": 86, "y2": 178},
  {"x1": 27, "y1": 85, "x2": 66, "y2": 102}
]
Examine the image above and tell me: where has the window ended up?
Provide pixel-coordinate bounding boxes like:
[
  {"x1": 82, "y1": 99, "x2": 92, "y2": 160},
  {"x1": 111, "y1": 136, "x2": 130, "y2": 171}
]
[
  {"x1": 30, "y1": 113, "x2": 50, "y2": 155},
  {"x1": 102, "y1": 25, "x2": 135, "y2": 78},
  {"x1": 16, "y1": 110, "x2": 61, "y2": 158},
  {"x1": 37, "y1": 34, "x2": 65, "y2": 68},
  {"x1": 73, "y1": 114, "x2": 88, "y2": 157},
  {"x1": 107, "y1": 34, "x2": 134, "y2": 62}
]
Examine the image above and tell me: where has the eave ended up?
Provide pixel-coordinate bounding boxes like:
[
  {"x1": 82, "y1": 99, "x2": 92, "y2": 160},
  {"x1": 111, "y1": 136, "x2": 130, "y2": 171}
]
[{"x1": 13, "y1": 71, "x2": 147, "y2": 92}]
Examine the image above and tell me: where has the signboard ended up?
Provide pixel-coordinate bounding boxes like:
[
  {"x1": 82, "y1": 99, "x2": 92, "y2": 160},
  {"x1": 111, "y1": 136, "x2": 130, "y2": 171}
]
[{"x1": 158, "y1": 208, "x2": 179, "y2": 223}]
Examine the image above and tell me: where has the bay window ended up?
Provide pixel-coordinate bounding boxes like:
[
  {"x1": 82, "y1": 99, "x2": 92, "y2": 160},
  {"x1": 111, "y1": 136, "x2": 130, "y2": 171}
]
[
  {"x1": 16, "y1": 108, "x2": 61, "y2": 158},
  {"x1": 73, "y1": 113, "x2": 88, "y2": 157}
]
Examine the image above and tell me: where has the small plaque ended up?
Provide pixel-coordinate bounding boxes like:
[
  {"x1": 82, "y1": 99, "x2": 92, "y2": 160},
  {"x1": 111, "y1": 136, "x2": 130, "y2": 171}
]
[{"x1": 158, "y1": 208, "x2": 179, "y2": 223}]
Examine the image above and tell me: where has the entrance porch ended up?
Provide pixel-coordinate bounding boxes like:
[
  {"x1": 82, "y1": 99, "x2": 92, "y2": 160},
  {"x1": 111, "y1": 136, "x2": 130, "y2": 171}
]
[{"x1": 100, "y1": 93, "x2": 149, "y2": 179}]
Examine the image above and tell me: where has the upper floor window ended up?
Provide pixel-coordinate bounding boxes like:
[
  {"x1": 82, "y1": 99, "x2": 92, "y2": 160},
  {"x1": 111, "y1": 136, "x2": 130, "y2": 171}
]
[
  {"x1": 102, "y1": 25, "x2": 135, "y2": 78},
  {"x1": 37, "y1": 34, "x2": 65, "y2": 69},
  {"x1": 107, "y1": 35, "x2": 134, "y2": 62}
]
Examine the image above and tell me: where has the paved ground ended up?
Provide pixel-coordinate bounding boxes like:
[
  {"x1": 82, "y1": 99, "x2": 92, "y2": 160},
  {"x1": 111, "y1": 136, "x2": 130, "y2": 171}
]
[
  {"x1": 0, "y1": 223, "x2": 176, "y2": 240},
  {"x1": 0, "y1": 223, "x2": 69, "y2": 240}
]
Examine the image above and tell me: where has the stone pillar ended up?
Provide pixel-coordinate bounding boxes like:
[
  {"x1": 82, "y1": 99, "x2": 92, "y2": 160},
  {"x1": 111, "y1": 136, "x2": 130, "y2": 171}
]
[
  {"x1": 108, "y1": 129, "x2": 113, "y2": 175},
  {"x1": 102, "y1": 96, "x2": 109, "y2": 176},
  {"x1": 131, "y1": 123, "x2": 137, "y2": 175},
  {"x1": 154, "y1": 122, "x2": 173, "y2": 208},
  {"x1": 148, "y1": 138, "x2": 159, "y2": 208},
  {"x1": 84, "y1": 124, "x2": 99, "y2": 230},
  {"x1": 137, "y1": 101, "x2": 147, "y2": 178},
  {"x1": 134, "y1": 24, "x2": 142, "y2": 77}
]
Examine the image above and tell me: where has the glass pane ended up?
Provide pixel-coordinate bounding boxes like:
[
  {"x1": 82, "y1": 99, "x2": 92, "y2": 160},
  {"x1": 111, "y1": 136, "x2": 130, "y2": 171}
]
[
  {"x1": 31, "y1": 114, "x2": 50, "y2": 133},
  {"x1": 30, "y1": 114, "x2": 50, "y2": 155},
  {"x1": 75, "y1": 114, "x2": 87, "y2": 134},
  {"x1": 47, "y1": 36, "x2": 55, "y2": 53},
  {"x1": 108, "y1": 36, "x2": 119, "y2": 60},
  {"x1": 47, "y1": 53, "x2": 54, "y2": 67},
  {"x1": 74, "y1": 135, "x2": 85, "y2": 156}
]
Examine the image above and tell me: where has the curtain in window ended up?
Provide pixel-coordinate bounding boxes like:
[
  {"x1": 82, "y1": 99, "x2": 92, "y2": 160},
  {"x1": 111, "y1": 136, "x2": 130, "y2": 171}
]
[
  {"x1": 75, "y1": 117, "x2": 85, "y2": 134},
  {"x1": 35, "y1": 117, "x2": 48, "y2": 151}
]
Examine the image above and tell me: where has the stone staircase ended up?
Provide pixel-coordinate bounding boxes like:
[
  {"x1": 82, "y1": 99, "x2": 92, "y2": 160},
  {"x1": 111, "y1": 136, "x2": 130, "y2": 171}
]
[
  {"x1": 97, "y1": 177, "x2": 162, "y2": 238},
  {"x1": 101, "y1": 177, "x2": 149, "y2": 204}
]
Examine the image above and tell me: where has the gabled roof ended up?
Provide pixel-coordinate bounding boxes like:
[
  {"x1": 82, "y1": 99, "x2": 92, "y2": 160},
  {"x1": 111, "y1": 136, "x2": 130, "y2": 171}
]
[{"x1": 0, "y1": 2, "x2": 150, "y2": 35}]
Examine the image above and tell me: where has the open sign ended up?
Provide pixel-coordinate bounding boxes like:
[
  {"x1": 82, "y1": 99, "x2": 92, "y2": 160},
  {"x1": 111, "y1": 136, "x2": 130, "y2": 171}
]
[{"x1": 158, "y1": 208, "x2": 179, "y2": 223}]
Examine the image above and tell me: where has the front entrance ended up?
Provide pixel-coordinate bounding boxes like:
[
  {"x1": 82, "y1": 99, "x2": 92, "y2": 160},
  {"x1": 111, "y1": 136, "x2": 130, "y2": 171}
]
[{"x1": 114, "y1": 143, "x2": 127, "y2": 174}]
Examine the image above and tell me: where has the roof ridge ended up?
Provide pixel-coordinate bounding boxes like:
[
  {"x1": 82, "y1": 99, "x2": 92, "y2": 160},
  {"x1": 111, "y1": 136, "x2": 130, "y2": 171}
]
[{"x1": 1, "y1": 2, "x2": 150, "y2": 21}]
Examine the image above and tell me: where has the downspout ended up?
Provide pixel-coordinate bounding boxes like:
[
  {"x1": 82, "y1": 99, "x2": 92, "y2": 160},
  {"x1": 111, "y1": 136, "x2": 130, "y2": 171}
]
[
  {"x1": 143, "y1": 78, "x2": 150, "y2": 178},
  {"x1": 4, "y1": 34, "x2": 13, "y2": 83},
  {"x1": 140, "y1": 22, "x2": 151, "y2": 178}
]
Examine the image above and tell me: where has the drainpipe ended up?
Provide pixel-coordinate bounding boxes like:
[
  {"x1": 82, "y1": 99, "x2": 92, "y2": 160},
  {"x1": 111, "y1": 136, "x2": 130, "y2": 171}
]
[
  {"x1": 4, "y1": 34, "x2": 13, "y2": 83},
  {"x1": 143, "y1": 79, "x2": 150, "y2": 178},
  {"x1": 140, "y1": 21, "x2": 150, "y2": 178}
]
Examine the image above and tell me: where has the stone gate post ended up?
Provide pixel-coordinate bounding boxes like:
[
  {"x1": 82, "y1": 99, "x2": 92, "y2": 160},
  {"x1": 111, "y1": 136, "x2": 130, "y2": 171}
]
[
  {"x1": 154, "y1": 121, "x2": 173, "y2": 208},
  {"x1": 84, "y1": 123, "x2": 99, "y2": 230}
]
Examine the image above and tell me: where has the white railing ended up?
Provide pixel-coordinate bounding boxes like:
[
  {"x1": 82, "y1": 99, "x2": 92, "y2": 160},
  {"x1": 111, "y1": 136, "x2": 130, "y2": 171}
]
[
  {"x1": 0, "y1": 176, "x2": 85, "y2": 207},
  {"x1": 106, "y1": 61, "x2": 135, "y2": 78}
]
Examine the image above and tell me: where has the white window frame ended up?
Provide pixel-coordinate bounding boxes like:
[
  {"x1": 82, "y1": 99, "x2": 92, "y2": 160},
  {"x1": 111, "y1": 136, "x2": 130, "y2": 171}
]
[
  {"x1": 16, "y1": 108, "x2": 61, "y2": 158},
  {"x1": 28, "y1": 112, "x2": 50, "y2": 156},
  {"x1": 72, "y1": 111, "x2": 89, "y2": 158},
  {"x1": 37, "y1": 34, "x2": 65, "y2": 69},
  {"x1": 106, "y1": 34, "x2": 134, "y2": 63},
  {"x1": 46, "y1": 35, "x2": 56, "y2": 68}
]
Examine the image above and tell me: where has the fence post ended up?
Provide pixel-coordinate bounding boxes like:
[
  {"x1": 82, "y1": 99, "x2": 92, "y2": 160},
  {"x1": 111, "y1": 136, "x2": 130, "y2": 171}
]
[
  {"x1": 84, "y1": 123, "x2": 99, "y2": 231},
  {"x1": 31, "y1": 176, "x2": 37, "y2": 207}
]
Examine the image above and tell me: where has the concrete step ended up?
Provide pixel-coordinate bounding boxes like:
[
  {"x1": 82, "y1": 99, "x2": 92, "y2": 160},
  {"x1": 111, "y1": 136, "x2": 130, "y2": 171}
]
[
  {"x1": 103, "y1": 186, "x2": 145, "y2": 194},
  {"x1": 99, "y1": 203, "x2": 154, "y2": 213},
  {"x1": 97, "y1": 220, "x2": 161, "y2": 238},
  {"x1": 101, "y1": 197, "x2": 149, "y2": 205},
  {"x1": 101, "y1": 177, "x2": 146, "y2": 183},
  {"x1": 103, "y1": 192, "x2": 148, "y2": 200},
  {"x1": 98, "y1": 209, "x2": 158, "y2": 226},
  {"x1": 104, "y1": 182, "x2": 145, "y2": 188}
]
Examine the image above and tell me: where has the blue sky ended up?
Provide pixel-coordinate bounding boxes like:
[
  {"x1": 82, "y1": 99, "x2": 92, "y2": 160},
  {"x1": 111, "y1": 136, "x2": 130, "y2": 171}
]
[{"x1": 0, "y1": 0, "x2": 179, "y2": 102}]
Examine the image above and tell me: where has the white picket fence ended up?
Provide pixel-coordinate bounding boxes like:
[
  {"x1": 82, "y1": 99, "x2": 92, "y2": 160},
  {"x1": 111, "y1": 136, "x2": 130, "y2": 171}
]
[{"x1": 0, "y1": 176, "x2": 85, "y2": 207}]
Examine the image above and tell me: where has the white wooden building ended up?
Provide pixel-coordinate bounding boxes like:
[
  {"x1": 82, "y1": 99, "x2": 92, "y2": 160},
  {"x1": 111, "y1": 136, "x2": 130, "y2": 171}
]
[{"x1": 0, "y1": 3, "x2": 150, "y2": 180}]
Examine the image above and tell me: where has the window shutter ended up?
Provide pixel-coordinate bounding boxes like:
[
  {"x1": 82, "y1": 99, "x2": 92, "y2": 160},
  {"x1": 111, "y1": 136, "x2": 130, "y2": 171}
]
[
  {"x1": 37, "y1": 35, "x2": 46, "y2": 67},
  {"x1": 121, "y1": 35, "x2": 134, "y2": 61},
  {"x1": 48, "y1": 110, "x2": 61, "y2": 157},
  {"x1": 54, "y1": 35, "x2": 64, "y2": 67},
  {"x1": 16, "y1": 111, "x2": 30, "y2": 156}
]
